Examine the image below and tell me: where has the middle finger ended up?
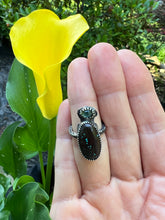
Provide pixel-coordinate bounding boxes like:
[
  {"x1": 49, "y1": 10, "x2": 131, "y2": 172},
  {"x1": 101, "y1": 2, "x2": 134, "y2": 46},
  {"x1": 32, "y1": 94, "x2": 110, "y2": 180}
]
[{"x1": 88, "y1": 43, "x2": 143, "y2": 181}]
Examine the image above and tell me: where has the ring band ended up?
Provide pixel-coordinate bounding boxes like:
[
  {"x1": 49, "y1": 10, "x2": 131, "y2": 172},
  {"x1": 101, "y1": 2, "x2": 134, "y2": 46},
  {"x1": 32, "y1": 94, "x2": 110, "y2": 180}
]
[{"x1": 69, "y1": 106, "x2": 106, "y2": 160}]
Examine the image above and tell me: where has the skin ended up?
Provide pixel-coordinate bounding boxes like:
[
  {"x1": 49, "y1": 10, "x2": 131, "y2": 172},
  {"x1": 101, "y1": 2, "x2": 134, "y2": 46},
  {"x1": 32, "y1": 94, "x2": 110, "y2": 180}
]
[{"x1": 50, "y1": 43, "x2": 165, "y2": 220}]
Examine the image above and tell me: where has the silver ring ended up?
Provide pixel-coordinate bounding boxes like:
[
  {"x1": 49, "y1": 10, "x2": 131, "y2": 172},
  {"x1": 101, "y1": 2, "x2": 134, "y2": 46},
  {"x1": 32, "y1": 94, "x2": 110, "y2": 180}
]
[{"x1": 69, "y1": 106, "x2": 106, "y2": 160}]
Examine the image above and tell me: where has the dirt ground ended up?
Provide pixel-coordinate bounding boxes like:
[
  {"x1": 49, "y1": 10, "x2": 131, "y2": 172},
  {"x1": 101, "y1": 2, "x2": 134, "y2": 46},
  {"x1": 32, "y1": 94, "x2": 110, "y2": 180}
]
[{"x1": 0, "y1": 46, "x2": 20, "y2": 135}]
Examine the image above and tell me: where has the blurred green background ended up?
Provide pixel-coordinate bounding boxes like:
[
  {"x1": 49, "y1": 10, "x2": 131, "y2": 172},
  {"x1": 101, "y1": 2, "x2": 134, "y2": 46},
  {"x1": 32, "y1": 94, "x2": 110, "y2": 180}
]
[{"x1": 0, "y1": 0, "x2": 165, "y2": 108}]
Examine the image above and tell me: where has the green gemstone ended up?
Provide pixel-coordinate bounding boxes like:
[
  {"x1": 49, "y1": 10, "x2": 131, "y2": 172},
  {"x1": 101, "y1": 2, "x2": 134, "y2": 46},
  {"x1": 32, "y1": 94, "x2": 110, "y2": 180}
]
[{"x1": 82, "y1": 109, "x2": 93, "y2": 118}]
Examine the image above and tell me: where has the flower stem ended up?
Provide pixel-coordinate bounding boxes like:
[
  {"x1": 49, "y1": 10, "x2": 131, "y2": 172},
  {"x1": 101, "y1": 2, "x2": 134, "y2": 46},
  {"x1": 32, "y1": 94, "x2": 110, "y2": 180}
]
[
  {"x1": 45, "y1": 117, "x2": 56, "y2": 194},
  {"x1": 39, "y1": 151, "x2": 45, "y2": 188}
]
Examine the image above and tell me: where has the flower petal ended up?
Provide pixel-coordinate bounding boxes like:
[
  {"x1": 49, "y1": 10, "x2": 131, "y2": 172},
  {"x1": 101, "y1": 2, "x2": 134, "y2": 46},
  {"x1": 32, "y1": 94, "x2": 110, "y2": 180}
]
[
  {"x1": 10, "y1": 9, "x2": 89, "y2": 75},
  {"x1": 10, "y1": 9, "x2": 89, "y2": 119},
  {"x1": 35, "y1": 63, "x2": 62, "y2": 119}
]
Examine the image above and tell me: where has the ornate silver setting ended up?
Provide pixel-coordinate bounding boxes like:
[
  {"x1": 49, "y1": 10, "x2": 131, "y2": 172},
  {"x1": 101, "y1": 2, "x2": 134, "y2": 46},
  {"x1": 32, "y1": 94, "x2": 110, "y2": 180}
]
[
  {"x1": 69, "y1": 106, "x2": 106, "y2": 160},
  {"x1": 69, "y1": 106, "x2": 105, "y2": 138}
]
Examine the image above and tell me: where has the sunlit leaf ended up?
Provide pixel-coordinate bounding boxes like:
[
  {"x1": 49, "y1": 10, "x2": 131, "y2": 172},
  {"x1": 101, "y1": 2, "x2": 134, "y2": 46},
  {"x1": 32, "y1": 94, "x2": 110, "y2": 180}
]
[
  {"x1": 0, "y1": 174, "x2": 11, "y2": 194},
  {"x1": 13, "y1": 175, "x2": 35, "y2": 190},
  {"x1": 0, "y1": 122, "x2": 26, "y2": 178},
  {"x1": 6, "y1": 59, "x2": 49, "y2": 158},
  {"x1": 6, "y1": 182, "x2": 51, "y2": 220}
]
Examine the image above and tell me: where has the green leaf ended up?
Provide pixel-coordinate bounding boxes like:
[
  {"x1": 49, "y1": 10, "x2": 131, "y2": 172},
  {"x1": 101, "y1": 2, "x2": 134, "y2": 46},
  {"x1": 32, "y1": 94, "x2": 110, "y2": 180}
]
[
  {"x1": 6, "y1": 182, "x2": 51, "y2": 220},
  {"x1": 6, "y1": 59, "x2": 49, "y2": 158},
  {"x1": 0, "y1": 174, "x2": 11, "y2": 194},
  {"x1": 0, "y1": 210, "x2": 10, "y2": 220},
  {"x1": 153, "y1": 1, "x2": 159, "y2": 10},
  {"x1": 0, "y1": 175, "x2": 11, "y2": 216},
  {"x1": 0, "y1": 122, "x2": 26, "y2": 178},
  {"x1": 146, "y1": 44, "x2": 153, "y2": 50},
  {"x1": 13, "y1": 175, "x2": 35, "y2": 190},
  {"x1": 0, "y1": 185, "x2": 5, "y2": 211}
]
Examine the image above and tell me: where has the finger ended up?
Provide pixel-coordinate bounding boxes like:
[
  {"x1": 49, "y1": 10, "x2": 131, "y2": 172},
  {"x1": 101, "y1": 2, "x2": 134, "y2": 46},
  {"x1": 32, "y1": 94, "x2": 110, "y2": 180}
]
[
  {"x1": 51, "y1": 99, "x2": 81, "y2": 206},
  {"x1": 88, "y1": 43, "x2": 142, "y2": 181},
  {"x1": 68, "y1": 57, "x2": 110, "y2": 191},
  {"x1": 118, "y1": 49, "x2": 165, "y2": 177}
]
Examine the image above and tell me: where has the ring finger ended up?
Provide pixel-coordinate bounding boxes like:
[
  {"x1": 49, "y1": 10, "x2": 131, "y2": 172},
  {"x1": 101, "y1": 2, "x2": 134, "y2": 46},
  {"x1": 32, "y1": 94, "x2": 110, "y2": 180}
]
[{"x1": 68, "y1": 57, "x2": 110, "y2": 192}]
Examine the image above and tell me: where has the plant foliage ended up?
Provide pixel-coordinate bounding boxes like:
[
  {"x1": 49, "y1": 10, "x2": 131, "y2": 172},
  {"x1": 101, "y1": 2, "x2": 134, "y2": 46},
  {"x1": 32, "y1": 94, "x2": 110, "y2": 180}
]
[
  {"x1": 0, "y1": 59, "x2": 51, "y2": 219},
  {"x1": 0, "y1": 1, "x2": 164, "y2": 218}
]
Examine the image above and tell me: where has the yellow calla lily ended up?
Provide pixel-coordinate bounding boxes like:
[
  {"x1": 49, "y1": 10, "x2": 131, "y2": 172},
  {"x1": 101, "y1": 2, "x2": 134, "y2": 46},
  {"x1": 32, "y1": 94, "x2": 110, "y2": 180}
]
[{"x1": 10, "y1": 9, "x2": 89, "y2": 119}]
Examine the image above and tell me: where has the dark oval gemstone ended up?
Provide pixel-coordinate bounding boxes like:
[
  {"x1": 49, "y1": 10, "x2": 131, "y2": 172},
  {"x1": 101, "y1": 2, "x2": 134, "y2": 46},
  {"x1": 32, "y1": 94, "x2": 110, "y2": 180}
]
[{"x1": 78, "y1": 122, "x2": 101, "y2": 160}]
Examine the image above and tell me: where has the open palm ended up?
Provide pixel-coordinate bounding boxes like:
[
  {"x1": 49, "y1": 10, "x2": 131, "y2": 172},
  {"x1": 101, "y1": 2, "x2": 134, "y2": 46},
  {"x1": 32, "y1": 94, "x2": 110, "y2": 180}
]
[{"x1": 50, "y1": 43, "x2": 165, "y2": 219}]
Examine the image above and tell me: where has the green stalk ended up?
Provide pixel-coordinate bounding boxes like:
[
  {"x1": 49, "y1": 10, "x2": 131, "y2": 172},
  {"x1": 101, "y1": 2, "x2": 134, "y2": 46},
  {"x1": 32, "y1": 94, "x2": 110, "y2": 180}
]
[
  {"x1": 39, "y1": 151, "x2": 46, "y2": 188},
  {"x1": 45, "y1": 117, "x2": 56, "y2": 194}
]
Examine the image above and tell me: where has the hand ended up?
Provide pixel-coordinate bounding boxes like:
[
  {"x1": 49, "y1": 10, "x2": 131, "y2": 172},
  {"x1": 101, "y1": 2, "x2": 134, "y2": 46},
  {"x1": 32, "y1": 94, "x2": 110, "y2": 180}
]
[{"x1": 50, "y1": 43, "x2": 165, "y2": 219}]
